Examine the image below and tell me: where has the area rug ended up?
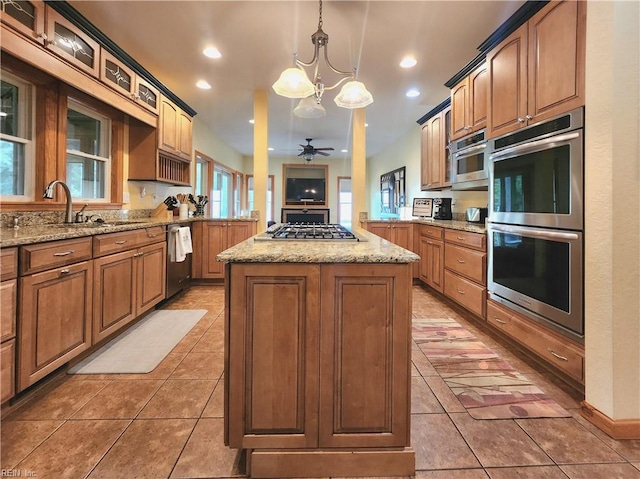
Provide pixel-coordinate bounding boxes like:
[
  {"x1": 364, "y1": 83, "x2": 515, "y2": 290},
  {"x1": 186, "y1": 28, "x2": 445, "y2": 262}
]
[
  {"x1": 67, "y1": 309, "x2": 207, "y2": 374},
  {"x1": 413, "y1": 319, "x2": 571, "y2": 420}
]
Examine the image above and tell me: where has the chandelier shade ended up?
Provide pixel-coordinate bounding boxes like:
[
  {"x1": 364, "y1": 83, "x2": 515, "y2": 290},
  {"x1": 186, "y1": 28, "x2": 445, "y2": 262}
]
[
  {"x1": 334, "y1": 81, "x2": 374, "y2": 109},
  {"x1": 294, "y1": 96, "x2": 327, "y2": 118},
  {"x1": 272, "y1": 0, "x2": 372, "y2": 115}
]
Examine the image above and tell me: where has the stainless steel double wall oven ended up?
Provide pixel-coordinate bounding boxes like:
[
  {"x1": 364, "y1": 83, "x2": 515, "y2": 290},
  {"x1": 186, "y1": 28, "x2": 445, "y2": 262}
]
[{"x1": 487, "y1": 108, "x2": 584, "y2": 341}]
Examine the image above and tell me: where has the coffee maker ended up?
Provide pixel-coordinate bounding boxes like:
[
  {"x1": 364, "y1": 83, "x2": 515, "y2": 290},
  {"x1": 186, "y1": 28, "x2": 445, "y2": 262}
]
[{"x1": 433, "y1": 198, "x2": 453, "y2": 220}]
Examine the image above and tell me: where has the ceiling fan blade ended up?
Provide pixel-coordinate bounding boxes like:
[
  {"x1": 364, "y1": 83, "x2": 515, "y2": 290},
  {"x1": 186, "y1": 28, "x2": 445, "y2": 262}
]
[
  {"x1": 316, "y1": 151, "x2": 330, "y2": 156},
  {"x1": 313, "y1": 147, "x2": 334, "y2": 151}
]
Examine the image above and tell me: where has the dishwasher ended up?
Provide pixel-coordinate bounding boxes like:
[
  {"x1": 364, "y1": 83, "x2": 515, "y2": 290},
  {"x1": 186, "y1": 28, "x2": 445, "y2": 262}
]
[{"x1": 166, "y1": 223, "x2": 192, "y2": 298}]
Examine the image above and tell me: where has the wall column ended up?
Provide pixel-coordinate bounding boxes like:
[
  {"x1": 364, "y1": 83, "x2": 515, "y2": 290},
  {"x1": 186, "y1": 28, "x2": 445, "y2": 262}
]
[
  {"x1": 583, "y1": 0, "x2": 640, "y2": 438},
  {"x1": 253, "y1": 91, "x2": 269, "y2": 232},
  {"x1": 351, "y1": 108, "x2": 367, "y2": 226}
]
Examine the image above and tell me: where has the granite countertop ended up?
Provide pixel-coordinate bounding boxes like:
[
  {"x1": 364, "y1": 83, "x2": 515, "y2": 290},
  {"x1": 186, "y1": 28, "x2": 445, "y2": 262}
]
[
  {"x1": 0, "y1": 217, "x2": 258, "y2": 248},
  {"x1": 217, "y1": 228, "x2": 420, "y2": 264},
  {"x1": 364, "y1": 218, "x2": 487, "y2": 234}
]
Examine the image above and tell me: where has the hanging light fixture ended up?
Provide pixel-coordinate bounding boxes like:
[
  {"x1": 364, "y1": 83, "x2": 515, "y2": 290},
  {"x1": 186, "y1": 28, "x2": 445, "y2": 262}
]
[{"x1": 272, "y1": 0, "x2": 373, "y2": 116}]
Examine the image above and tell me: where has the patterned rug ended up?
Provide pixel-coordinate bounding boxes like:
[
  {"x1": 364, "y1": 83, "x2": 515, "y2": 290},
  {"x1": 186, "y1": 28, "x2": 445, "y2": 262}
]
[{"x1": 413, "y1": 319, "x2": 571, "y2": 420}]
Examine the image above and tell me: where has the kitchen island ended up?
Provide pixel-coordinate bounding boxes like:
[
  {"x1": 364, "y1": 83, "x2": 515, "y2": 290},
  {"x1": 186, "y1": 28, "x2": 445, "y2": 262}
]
[{"x1": 217, "y1": 227, "x2": 419, "y2": 478}]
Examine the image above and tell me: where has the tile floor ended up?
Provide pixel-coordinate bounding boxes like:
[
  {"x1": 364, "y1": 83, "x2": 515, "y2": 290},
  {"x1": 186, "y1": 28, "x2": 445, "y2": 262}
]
[{"x1": 1, "y1": 284, "x2": 639, "y2": 479}]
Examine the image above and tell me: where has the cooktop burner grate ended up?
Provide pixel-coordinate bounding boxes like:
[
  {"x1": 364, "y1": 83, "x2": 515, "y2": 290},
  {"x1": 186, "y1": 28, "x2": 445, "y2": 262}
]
[{"x1": 259, "y1": 223, "x2": 361, "y2": 241}]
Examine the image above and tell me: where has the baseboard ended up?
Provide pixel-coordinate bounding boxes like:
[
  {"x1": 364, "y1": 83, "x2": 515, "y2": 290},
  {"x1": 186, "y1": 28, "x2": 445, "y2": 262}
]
[{"x1": 581, "y1": 401, "x2": 640, "y2": 439}]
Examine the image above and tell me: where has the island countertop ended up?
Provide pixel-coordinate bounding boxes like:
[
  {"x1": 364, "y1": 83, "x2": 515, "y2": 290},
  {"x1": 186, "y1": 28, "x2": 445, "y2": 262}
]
[{"x1": 217, "y1": 227, "x2": 420, "y2": 264}]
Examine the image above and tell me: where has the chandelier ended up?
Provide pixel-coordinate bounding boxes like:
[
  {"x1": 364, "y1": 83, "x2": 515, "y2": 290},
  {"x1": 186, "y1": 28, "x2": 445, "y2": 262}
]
[{"x1": 272, "y1": 0, "x2": 373, "y2": 118}]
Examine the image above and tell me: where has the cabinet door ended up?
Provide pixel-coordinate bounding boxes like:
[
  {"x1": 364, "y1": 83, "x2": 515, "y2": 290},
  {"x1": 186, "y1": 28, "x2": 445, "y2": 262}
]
[
  {"x1": 227, "y1": 264, "x2": 321, "y2": 449},
  {"x1": 19, "y1": 261, "x2": 92, "y2": 391},
  {"x1": 487, "y1": 23, "x2": 528, "y2": 139},
  {"x1": 135, "y1": 77, "x2": 160, "y2": 114},
  {"x1": 420, "y1": 124, "x2": 430, "y2": 190},
  {"x1": 427, "y1": 114, "x2": 443, "y2": 189},
  {"x1": 1, "y1": 339, "x2": 15, "y2": 404},
  {"x1": 159, "y1": 97, "x2": 179, "y2": 153},
  {"x1": 136, "y1": 242, "x2": 167, "y2": 315},
  {"x1": 390, "y1": 224, "x2": 413, "y2": 251},
  {"x1": 0, "y1": 279, "x2": 17, "y2": 342},
  {"x1": 100, "y1": 49, "x2": 135, "y2": 98},
  {"x1": 527, "y1": 0, "x2": 585, "y2": 124},
  {"x1": 197, "y1": 222, "x2": 227, "y2": 279},
  {"x1": 0, "y1": 0, "x2": 45, "y2": 44},
  {"x1": 469, "y1": 65, "x2": 488, "y2": 132},
  {"x1": 177, "y1": 111, "x2": 193, "y2": 160},
  {"x1": 227, "y1": 222, "x2": 254, "y2": 247},
  {"x1": 319, "y1": 264, "x2": 411, "y2": 448},
  {"x1": 424, "y1": 239, "x2": 444, "y2": 293},
  {"x1": 93, "y1": 250, "x2": 136, "y2": 344},
  {"x1": 367, "y1": 223, "x2": 391, "y2": 241},
  {"x1": 450, "y1": 78, "x2": 469, "y2": 140}
]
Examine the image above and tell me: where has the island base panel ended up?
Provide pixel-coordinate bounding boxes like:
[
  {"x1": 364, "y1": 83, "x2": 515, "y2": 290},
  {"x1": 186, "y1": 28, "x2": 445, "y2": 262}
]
[{"x1": 248, "y1": 448, "x2": 415, "y2": 478}]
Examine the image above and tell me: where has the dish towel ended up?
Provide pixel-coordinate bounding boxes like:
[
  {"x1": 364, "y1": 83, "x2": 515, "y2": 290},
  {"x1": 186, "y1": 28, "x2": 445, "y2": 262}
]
[{"x1": 175, "y1": 226, "x2": 193, "y2": 262}]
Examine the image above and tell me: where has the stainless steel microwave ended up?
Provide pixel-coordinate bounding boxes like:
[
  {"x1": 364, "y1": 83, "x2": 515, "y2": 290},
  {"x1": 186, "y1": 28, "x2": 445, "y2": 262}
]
[{"x1": 450, "y1": 129, "x2": 489, "y2": 191}]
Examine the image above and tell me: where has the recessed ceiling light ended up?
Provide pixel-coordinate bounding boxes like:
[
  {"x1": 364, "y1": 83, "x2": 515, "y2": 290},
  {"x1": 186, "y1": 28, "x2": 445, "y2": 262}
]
[
  {"x1": 406, "y1": 88, "x2": 420, "y2": 98},
  {"x1": 365, "y1": 123, "x2": 369, "y2": 127},
  {"x1": 203, "y1": 46, "x2": 221, "y2": 59},
  {"x1": 196, "y1": 80, "x2": 212, "y2": 90},
  {"x1": 268, "y1": 147, "x2": 274, "y2": 151},
  {"x1": 400, "y1": 56, "x2": 417, "y2": 68},
  {"x1": 341, "y1": 149, "x2": 348, "y2": 153},
  {"x1": 249, "y1": 119, "x2": 255, "y2": 124}
]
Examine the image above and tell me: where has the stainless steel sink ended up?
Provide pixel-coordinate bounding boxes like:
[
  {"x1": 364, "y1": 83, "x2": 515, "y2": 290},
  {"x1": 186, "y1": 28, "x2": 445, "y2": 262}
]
[{"x1": 48, "y1": 220, "x2": 150, "y2": 228}]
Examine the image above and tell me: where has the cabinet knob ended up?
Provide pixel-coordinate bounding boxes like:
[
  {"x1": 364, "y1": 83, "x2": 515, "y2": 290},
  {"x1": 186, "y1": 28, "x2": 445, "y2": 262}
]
[
  {"x1": 517, "y1": 117, "x2": 526, "y2": 123},
  {"x1": 456, "y1": 288, "x2": 465, "y2": 295},
  {"x1": 525, "y1": 115, "x2": 533, "y2": 121}
]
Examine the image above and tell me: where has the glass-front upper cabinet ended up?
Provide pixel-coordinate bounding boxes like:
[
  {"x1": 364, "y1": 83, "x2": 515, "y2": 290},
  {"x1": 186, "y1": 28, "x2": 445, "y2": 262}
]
[
  {"x1": 45, "y1": 7, "x2": 100, "y2": 77},
  {"x1": 0, "y1": 0, "x2": 46, "y2": 44}
]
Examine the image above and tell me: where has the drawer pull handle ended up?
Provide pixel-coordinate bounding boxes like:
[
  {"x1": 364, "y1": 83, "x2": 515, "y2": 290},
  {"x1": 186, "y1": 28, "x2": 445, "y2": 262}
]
[
  {"x1": 53, "y1": 250, "x2": 74, "y2": 256},
  {"x1": 456, "y1": 236, "x2": 466, "y2": 241},
  {"x1": 494, "y1": 317, "x2": 507, "y2": 324},
  {"x1": 60, "y1": 268, "x2": 70, "y2": 275},
  {"x1": 456, "y1": 259, "x2": 466, "y2": 264},
  {"x1": 115, "y1": 240, "x2": 128, "y2": 245},
  {"x1": 456, "y1": 288, "x2": 465, "y2": 295},
  {"x1": 548, "y1": 349, "x2": 568, "y2": 361}
]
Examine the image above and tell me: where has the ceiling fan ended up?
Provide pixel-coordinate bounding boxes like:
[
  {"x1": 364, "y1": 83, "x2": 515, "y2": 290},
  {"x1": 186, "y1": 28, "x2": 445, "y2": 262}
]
[{"x1": 298, "y1": 138, "x2": 334, "y2": 162}]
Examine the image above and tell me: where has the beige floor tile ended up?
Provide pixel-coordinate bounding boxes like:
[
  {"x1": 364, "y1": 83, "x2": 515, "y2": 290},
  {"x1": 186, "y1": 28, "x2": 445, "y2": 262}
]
[
  {"x1": 450, "y1": 413, "x2": 552, "y2": 467},
  {"x1": 486, "y1": 465, "x2": 570, "y2": 479},
  {"x1": 171, "y1": 331, "x2": 203, "y2": 353},
  {"x1": 516, "y1": 417, "x2": 625, "y2": 464},
  {"x1": 411, "y1": 413, "x2": 480, "y2": 470},
  {"x1": 411, "y1": 376, "x2": 444, "y2": 414},
  {"x1": 138, "y1": 379, "x2": 216, "y2": 418},
  {"x1": 201, "y1": 379, "x2": 224, "y2": 418},
  {"x1": 416, "y1": 470, "x2": 489, "y2": 479},
  {"x1": 16, "y1": 419, "x2": 129, "y2": 479},
  {"x1": 423, "y1": 375, "x2": 466, "y2": 413},
  {"x1": 572, "y1": 413, "x2": 640, "y2": 461},
  {"x1": 0, "y1": 420, "x2": 64, "y2": 469},
  {"x1": 632, "y1": 462, "x2": 640, "y2": 471},
  {"x1": 170, "y1": 418, "x2": 245, "y2": 478},
  {"x1": 72, "y1": 379, "x2": 163, "y2": 419},
  {"x1": 560, "y1": 463, "x2": 640, "y2": 479},
  {"x1": 412, "y1": 350, "x2": 439, "y2": 377},
  {"x1": 6, "y1": 379, "x2": 111, "y2": 420},
  {"x1": 170, "y1": 351, "x2": 224, "y2": 380},
  {"x1": 88, "y1": 418, "x2": 196, "y2": 479},
  {"x1": 192, "y1": 327, "x2": 225, "y2": 353}
]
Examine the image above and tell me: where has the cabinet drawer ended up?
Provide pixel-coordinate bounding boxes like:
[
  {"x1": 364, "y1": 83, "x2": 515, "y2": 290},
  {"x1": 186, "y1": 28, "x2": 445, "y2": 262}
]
[
  {"x1": 444, "y1": 229, "x2": 486, "y2": 251},
  {"x1": 0, "y1": 279, "x2": 17, "y2": 341},
  {"x1": 93, "y1": 226, "x2": 165, "y2": 257},
  {"x1": 1, "y1": 339, "x2": 15, "y2": 404},
  {"x1": 21, "y1": 238, "x2": 92, "y2": 275},
  {"x1": 444, "y1": 243, "x2": 486, "y2": 285},
  {"x1": 419, "y1": 224, "x2": 443, "y2": 241},
  {"x1": 486, "y1": 300, "x2": 584, "y2": 383},
  {"x1": 444, "y1": 270, "x2": 486, "y2": 318},
  {"x1": 1, "y1": 248, "x2": 18, "y2": 281}
]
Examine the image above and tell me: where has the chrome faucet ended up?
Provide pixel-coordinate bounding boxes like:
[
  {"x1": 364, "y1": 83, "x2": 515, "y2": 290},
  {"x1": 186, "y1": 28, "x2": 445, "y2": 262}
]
[{"x1": 43, "y1": 180, "x2": 74, "y2": 223}]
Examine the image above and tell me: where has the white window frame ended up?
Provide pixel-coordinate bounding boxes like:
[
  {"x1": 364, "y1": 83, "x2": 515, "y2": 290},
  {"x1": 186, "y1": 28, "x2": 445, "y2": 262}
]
[
  {"x1": 337, "y1": 176, "x2": 352, "y2": 228},
  {"x1": 66, "y1": 99, "x2": 111, "y2": 202},
  {"x1": 0, "y1": 70, "x2": 35, "y2": 202}
]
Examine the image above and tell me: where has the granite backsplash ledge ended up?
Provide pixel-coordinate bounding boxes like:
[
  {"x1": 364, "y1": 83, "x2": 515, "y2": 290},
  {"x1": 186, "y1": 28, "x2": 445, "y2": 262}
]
[{"x1": 0, "y1": 209, "x2": 156, "y2": 228}]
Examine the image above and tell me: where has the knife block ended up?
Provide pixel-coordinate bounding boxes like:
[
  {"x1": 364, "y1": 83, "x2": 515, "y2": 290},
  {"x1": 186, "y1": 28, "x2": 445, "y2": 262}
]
[{"x1": 150, "y1": 204, "x2": 171, "y2": 219}]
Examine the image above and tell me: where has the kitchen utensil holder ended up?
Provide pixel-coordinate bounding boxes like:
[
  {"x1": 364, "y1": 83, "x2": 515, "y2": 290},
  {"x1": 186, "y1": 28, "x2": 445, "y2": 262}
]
[{"x1": 194, "y1": 205, "x2": 206, "y2": 217}]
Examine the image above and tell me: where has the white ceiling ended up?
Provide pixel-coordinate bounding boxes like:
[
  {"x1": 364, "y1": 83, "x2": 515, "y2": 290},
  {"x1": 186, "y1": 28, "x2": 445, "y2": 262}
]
[{"x1": 69, "y1": 0, "x2": 525, "y2": 160}]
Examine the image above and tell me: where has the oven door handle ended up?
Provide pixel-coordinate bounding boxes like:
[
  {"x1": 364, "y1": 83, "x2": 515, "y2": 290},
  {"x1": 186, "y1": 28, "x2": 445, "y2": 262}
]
[
  {"x1": 490, "y1": 131, "x2": 580, "y2": 161},
  {"x1": 489, "y1": 223, "x2": 580, "y2": 241},
  {"x1": 454, "y1": 143, "x2": 487, "y2": 158}
]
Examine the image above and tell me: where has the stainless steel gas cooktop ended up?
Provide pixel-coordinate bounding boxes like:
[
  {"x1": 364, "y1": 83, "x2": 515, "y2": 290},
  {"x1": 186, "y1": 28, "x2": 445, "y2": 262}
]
[{"x1": 254, "y1": 223, "x2": 364, "y2": 241}]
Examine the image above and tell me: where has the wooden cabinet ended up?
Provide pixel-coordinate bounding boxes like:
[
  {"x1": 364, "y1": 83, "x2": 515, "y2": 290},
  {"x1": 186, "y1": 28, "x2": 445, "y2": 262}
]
[
  {"x1": 365, "y1": 222, "x2": 413, "y2": 252},
  {"x1": 417, "y1": 225, "x2": 444, "y2": 293},
  {"x1": 226, "y1": 262, "x2": 413, "y2": 477},
  {"x1": 421, "y1": 107, "x2": 451, "y2": 190},
  {"x1": 451, "y1": 63, "x2": 487, "y2": 140},
  {"x1": 0, "y1": 0, "x2": 45, "y2": 44},
  {"x1": 159, "y1": 96, "x2": 193, "y2": 161},
  {"x1": 443, "y1": 229, "x2": 487, "y2": 318},
  {"x1": 486, "y1": 0, "x2": 585, "y2": 138},
  {"x1": 192, "y1": 221, "x2": 257, "y2": 279},
  {"x1": 487, "y1": 299, "x2": 584, "y2": 385},
  {"x1": 19, "y1": 259, "x2": 93, "y2": 391},
  {"x1": 0, "y1": 248, "x2": 18, "y2": 403},
  {"x1": 92, "y1": 229, "x2": 166, "y2": 344}
]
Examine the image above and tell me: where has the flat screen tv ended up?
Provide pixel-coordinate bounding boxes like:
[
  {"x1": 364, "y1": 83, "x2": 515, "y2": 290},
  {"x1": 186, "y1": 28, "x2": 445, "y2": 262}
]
[{"x1": 286, "y1": 178, "x2": 326, "y2": 203}]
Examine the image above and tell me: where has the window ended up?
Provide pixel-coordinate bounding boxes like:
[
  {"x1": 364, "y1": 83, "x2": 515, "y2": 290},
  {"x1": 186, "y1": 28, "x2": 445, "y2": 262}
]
[
  {"x1": 337, "y1": 177, "x2": 352, "y2": 228},
  {"x1": 212, "y1": 165, "x2": 233, "y2": 218},
  {"x1": 247, "y1": 175, "x2": 274, "y2": 223},
  {"x1": 194, "y1": 153, "x2": 211, "y2": 197},
  {"x1": 0, "y1": 71, "x2": 35, "y2": 201},
  {"x1": 66, "y1": 100, "x2": 110, "y2": 201}
]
